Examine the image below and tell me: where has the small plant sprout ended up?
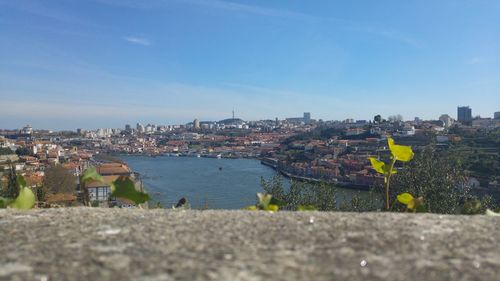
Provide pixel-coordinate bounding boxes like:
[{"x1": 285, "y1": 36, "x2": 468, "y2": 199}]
[
  {"x1": 244, "y1": 193, "x2": 279, "y2": 211},
  {"x1": 396, "y1": 192, "x2": 425, "y2": 213},
  {"x1": 369, "y1": 136, "x2": 414, "y2": 210}
]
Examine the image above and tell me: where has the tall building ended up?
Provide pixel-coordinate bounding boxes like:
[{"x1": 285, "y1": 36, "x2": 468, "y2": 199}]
[
  {"x1": 193, "y1": 119, "x2": 200, "y2": 130},
  {"x1": 457, "y1": 106, "x2": 472, "y2": 125},
  {"x1": 495, "y1": 112, "x2": 500, "y2": 120},
  {"x1": 303, "y1": 112, "x2": 311, "y2": 123},
  {"x1": 125, "y1": 124, "x2": 131, "y2": 132},
  {"x1": 136, "y1": 123, "x2": 144, "y2": 133}
]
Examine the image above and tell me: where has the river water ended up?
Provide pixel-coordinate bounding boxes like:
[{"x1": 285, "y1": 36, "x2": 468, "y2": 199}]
[{"x1": 119, "y1": 155, "x2": 367, "y2": 209}]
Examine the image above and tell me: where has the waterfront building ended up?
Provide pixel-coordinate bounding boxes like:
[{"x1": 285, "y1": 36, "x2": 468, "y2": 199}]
[
  {"x1": 495, "y1": 112, "x2": 500, "y2": 120},
  {"x1": 457, "y1": 106, "x2": 472, "y2": 125}
]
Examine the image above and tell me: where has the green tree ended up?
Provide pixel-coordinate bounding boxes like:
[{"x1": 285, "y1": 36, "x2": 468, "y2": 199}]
[
  {"x1": 0, "y1": 147, "x2": 14, "y2": 155},
  {"x1": 260, "y1": 175, "x2": 338, "y2": 211},
  {"x1": 3, "y1": 163, "x2": 19, "y2": 198},
  {"x1": 43, "y1": 165, "x2": 77, "y2": 194},
  {"x1": 391, "y1": 147, "x2": 473, "y2": 214},
  {"x1": 15, "y1": 147, "x2": 32, "y2": 156}
]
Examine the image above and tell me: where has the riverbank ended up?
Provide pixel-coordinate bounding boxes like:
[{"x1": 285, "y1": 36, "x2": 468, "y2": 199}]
[{"x1": 260, "y1": 158, "x2": 371, "y2": 191}]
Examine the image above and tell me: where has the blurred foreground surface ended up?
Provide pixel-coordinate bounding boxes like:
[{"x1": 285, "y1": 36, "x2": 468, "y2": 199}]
[{"x1": 1, "y1": 208, "x2": 499, "y2": 281}]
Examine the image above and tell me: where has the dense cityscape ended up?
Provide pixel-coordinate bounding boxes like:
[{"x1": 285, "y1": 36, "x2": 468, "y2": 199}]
[{"x1": 1, "y1": 107, "x2": 499, "y2": 208}]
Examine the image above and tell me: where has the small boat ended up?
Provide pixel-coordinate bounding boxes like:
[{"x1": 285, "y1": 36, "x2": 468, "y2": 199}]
[{"x1": 219, "y1": 167, "x2": 223, "y2": 171}]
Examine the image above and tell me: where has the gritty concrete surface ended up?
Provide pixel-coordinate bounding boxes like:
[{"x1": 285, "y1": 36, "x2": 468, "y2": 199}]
[{"x1": 0, "y1": 208, "x2": 499, "y2": 281}]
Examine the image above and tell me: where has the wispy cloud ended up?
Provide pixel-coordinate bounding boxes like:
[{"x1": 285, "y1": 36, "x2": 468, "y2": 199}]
[
  {"x1": 124, "y1": 36, "x2": 152, "y2": 46},
  {"x1": 97, "y1": 0, "x2": 422, "y2": 48},
  {"x1": 1, "y1": 0, "x2": 103, "y2": 28},
  {"x1": 465, "y1": 56, "x2": 495, "y2": 65}
]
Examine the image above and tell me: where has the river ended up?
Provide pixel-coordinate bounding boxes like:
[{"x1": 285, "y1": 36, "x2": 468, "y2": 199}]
[{"x1": 119, "y1": 155, "x2": 369, "y2": 209}]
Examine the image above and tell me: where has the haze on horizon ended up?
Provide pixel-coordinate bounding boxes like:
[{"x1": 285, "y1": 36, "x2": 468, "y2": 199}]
[{"x1": 1, "y1": 0, "x2": 499, "y2": 130}]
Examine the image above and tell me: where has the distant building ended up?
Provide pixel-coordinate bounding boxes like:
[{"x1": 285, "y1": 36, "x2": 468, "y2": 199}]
[
  {"x1": 457, "y1": 106, "x2": 472, "y2": 125},
  {"x1": 439, "y1": 114, "x2": 454, "y2": 128},
  {"x1": 136, "y1": 123, "x2": 144, "y2": 133},
  {"x1": 495, "y1": 112, "x2": 500, "y2": 120},
  {"x1": 472, "y1": 118, "x2": 500, "y2": 129},
  {"x1": 286, "y1": 112, "x2": 313, "y2": 124},
  {"x1": 303, "y1": 112, "x2": 311, "y2": 123},
  {"x1": 193, "y1": 119, "x2": 200, "y2": 130},
  {"x1": 125, "y1": 124, "x2": 131, "y2": 132},
  {"x1": 20, "y1": 125, "x2": 33, "y2": 135}
]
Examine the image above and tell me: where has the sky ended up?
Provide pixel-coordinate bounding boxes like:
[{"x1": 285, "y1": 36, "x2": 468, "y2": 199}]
[{"x1": 1, "y1": 0, "x2": 499, "y2": 130}]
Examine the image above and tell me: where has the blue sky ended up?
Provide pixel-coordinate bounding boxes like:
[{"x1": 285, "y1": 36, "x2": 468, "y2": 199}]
[{"x1": 1, "y1": 0, "x2": 499, "y2": 130}]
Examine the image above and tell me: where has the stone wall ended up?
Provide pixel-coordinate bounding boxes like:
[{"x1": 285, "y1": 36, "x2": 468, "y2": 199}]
[{"x1": 1, "y1": 208, "x2": 499, "y2": 281}]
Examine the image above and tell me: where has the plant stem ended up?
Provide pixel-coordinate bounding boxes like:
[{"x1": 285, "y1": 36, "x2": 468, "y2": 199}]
[{"x1": 385, "y1": 158, "x2": 396, "y2": 210}]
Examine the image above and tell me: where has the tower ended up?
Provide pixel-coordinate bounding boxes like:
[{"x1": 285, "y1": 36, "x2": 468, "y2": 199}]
[{"x1": 457, "y1": 106, "x2": 472, "y2": 125}]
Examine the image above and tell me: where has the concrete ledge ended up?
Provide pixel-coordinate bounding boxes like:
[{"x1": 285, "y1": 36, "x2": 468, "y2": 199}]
[{"x1": 0, "y1": 208, "x2": 499, "y2": 281}]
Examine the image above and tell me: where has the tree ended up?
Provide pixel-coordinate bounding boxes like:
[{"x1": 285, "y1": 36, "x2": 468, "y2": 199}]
[
  {"x1": 43, "y1": 165, "x2": 77, "y2": 194},
  {"x1": 387, "y1": 114, "x2": 403, "y2": 123},
  {"x1": 391, "y1": 147, "x2": 472, "y2": 214},
  {"x1": 15, "y1": 147, "x2": 32, "y2": 156},
  {"x1": 1, "y1": 163, "x2": 19, "y2": 198},
  {"x1": 0, "y1": 147, "x2": 14, "y2": 155}
]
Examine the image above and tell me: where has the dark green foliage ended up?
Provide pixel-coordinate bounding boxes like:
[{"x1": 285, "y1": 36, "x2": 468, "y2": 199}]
[
  {"x1": 260, "y1": 175, "x2": 382, "y2": 212},
  {"x1": 2, "y1": 164, "x2": 19, "y2": 198},
  {"x1": 391, "y1": 147, "x2": 480, "y2": 214},
  {"x1": 36, "y1": 185, "x2": 48, "y2": 202},
  {"x1": 338, "y1": 189, "x2": 382, "y2": 212},
  {"x1": 462, "y1": 196, "x2": 496, "y2": 215},
  {"x1": 15, "y1": 147, "x2": 32, "y2": 156},
  {"x1": 260, "y1": 175, "x2": 337, "y2": 211},
  {"x1": 0, "y1": 147, "x2": 14, "y2": 155},
  {"x1": 110, "y1": 177, "x2": 149, "y2": 205}
]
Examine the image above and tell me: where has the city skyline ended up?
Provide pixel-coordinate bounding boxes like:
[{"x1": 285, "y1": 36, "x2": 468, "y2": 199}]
[
  {"x1": 1, "y1": 0, "x2": 500, "y2": 130},
  {"x1": 4, "y1": 107, "x2": 500, "y2": 132}
]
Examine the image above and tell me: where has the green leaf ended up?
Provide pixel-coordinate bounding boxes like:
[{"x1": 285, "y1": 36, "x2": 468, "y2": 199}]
[
  {"x1": 110, "y1": 177, "x2": 149, "y2": 205},
  {"x1": 16, "y1": 175, "x2": 27, "y2": 188},
  {"x1": 82, "y1": 167, "x2": 104, "y2": 183},
  {"x1": 244, "y1": 205, "x2": 258, "y2": 211},
  {"x1": 368, "y1": 157, "x2": 396, "y2": 175},
  {"x1": 369, "y1": 157, "x2": 386, "y2": 174},
  {"x1": 0, "y1": 197, "x2": 13, "y2": 208},
  {"x1": 387, "y1": 137, "x2": 414, "y2": 162},
  {"x1": 397, "y1": 193, "x2": 414, "y2": 205},
  {"x1": 9, "y1": 187, "x2": 36, "y2": 210},
  {"x1": 264, "y1": 204, "x2": 279, "y2": 212},
  {"x1": 297, "y1": 205, "x2": 317, "y2": 211},
  {"x1": 257, "y1": 193, "x2": 272, "y2": 208}
]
